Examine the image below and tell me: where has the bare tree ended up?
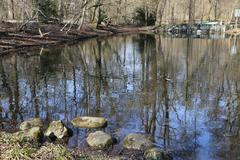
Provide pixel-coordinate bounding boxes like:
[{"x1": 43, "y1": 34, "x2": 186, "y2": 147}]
[
  {"x1": 188, "y1": 0, "x2": 196, "y2": 24},
  {"x1": 156, "y1": 0, "x2": 167, "y2": 26}
]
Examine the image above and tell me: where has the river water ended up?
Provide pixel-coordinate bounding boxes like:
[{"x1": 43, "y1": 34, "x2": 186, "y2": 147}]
[{"x1": 0, "y1": 34, "x2": 239, "y2": 160}]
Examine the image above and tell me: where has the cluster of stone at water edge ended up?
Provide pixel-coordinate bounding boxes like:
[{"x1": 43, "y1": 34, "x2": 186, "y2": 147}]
[
  {"x1": 71, "y1": 116, "x2": 172, "y2": 159},
  {"x1": 18, "y1": 117, "x2": 172, "y2": 159},
  {"x1": 71, "y1": 116, "x2": 114, "y2": 149},
  {"x1": 19, "y1": 118, "x2": 72, "y2": 141}
]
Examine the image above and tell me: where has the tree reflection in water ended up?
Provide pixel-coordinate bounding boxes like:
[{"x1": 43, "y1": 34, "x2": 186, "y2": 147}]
[{"x1": 0, "y1": 34, "x2": 239, "y2": 159}]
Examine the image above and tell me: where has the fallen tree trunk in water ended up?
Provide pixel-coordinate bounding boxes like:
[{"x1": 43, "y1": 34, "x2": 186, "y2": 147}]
[{"x1": 0, "y1": 23, "x2": 152, "y2": 55}]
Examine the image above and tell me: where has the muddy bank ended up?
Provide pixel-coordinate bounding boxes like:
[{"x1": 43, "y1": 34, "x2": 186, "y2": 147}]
[{"x1": 0, "y1": 22, "x2": 152, "y2": 55}]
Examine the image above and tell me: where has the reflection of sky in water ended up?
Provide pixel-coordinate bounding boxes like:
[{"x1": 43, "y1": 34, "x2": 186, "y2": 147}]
[{"x1": 0, "y1": 34, "x2": 240, "y2": 159}]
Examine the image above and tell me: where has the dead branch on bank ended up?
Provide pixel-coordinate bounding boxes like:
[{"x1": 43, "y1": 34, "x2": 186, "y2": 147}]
[{"x1": 38, "y1": 28, "x2": 51, "y2": 38}]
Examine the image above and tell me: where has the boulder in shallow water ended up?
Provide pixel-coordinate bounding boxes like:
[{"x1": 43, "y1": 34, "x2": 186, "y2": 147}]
[
  {"x1": 123, "y1": 133, "x2": 152, "y2": 150},
  {"x1": 20, "y1": 118, "x2": 43, "y2": 130},
  {"x1": 45, "y1": 120, "x2": 72, "y2": 139},
  {"x1": 71, "y1": 116, "x2": 107, "y2": 128},
  {"x1": 144, "y1": 148, "x2": 172, "y2": 160},
  {"x1": 86, "y1": 131, "x2": 113, "y2": 149}
]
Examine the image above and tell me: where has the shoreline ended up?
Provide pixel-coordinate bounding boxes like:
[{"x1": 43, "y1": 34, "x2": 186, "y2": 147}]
[
  {"x1": 1, "y1": 22, "x2": 237, "y2": 56},
  {"x1": 0, "y1": 117, "x2": 170, "y2": 160},
  {"x1": 0, "y1": 23, "x2": 153, "y2": 55}
]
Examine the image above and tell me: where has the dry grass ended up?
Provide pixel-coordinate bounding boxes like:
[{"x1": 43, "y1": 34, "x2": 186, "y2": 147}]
[
  {"x1": 0, "y1": 132, "x2": 36, "y2": 160},
  {"x1": 0, "y1": 131, "x2": 124, "y2": 160},
  {"x1": 0, "y1": 132, "x2": 76, "y2": 160},
  {"x1": 33, "y1": 143, "x2": 74, "y2": 160}
]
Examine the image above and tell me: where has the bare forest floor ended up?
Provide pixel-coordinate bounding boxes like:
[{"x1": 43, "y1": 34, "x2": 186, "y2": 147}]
[{"x1": 0, "y1": 22, "x2": 152, "y2": 55}]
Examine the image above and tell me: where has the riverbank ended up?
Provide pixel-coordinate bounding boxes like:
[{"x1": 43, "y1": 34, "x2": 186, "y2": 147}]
[
  {"x1": 0, "y1": 22, "x2": 152, "y2": 55},
  {"x1": 0, "y1": 118, "x2": 171, "y2": 160},
  {"x1": 0, "y1": 131, "x2": 125, "y2": 160},
  {"x1": 0, "y1": 131, "x2": 146, "y2": 160}
]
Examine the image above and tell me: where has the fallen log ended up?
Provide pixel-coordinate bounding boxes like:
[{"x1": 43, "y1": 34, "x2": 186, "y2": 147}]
[{"x1": 38, "y1": 28, "x2": 51, "y2": 37}]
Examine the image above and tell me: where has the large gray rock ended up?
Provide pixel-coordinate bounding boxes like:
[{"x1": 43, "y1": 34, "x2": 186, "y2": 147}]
[
  {"x1": 13, "y1": 127, "x2": 43, "y2": 141},
  {"x1": 123, "y1": 133, "x2": 152, "y2": 150},
  {"x1": 71, "y1": 116, "x2": 107, "y2": 129},
  {"x1": 27, "y1": 127, "x2": 43, "y2": 140},
  {"x1": 86, "y1": 131, "x2": 113, "y2": 149},
  {"x1": 20, "y1": 118, "x2": 43, "y2": 130},
  {"x1": 45, "y1": 120, "x2": 71, "y2": 139},
  {"x1": 144, "y1": 148, "x2": 172, "y2": 160}
]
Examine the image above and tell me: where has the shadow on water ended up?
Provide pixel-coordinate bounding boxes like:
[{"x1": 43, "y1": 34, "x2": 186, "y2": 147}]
[{"x1": 0, "y1": 34, "x2": 240, "y2": 159}]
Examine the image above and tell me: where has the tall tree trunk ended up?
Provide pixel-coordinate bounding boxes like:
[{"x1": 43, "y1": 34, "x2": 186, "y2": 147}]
[
  {"x1": 77, "y1": 0, "x2": 87, "y2": 30},
  {"x1": 58, "y1": 0, "x2": 64, "y2": 23},
  {"x1": 156, "y1": 0, "x2": 167, "y2": 26},
  {"x1": 214, "y1": 0, "x2": 219, "y2": 20},
  {"x1": 90, "y1": 0, "x2": 102, "y2": 27},
  {"x1": 144, "y1": 0, "x2": 148, "y2": 26},
  {"x1": 8, "y1": 0, "x2": 15, "y2": 19},
  {"x1": 201, "y1": 0, "x2": 205, "y2": 22},
  {"x1": 188, "y1": 0, "x2": 195, "y2": 24},
  {"x1": 171, "y1": 6, "x2": 175, "y2": 24}
]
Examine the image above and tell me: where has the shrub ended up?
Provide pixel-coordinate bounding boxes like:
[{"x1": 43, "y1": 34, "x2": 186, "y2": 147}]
[
  {"x1": 97, "y1": 9, "x2": 108, "y2": 25},
  {"x1": 133, "y1": 7, "x2": 156, "y2": 26},
  {"x1": 38, "y1": 0, "x2": 58, "y2": 23}
]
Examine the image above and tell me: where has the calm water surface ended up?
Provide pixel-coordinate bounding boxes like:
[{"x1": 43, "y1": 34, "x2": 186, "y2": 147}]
[{"x1": 0, "y1": 34, "x2": 240, "y2": 160}]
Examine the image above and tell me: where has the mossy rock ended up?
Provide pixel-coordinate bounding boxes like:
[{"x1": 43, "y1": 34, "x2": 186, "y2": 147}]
[
  {"x1": 11, "y1": 128, "x2": 43, "y2": 142},
  {"x1": 45, "y1": 120, "x2": 72, "y2": 140},
  {"x1": 86, "y1": 131, "x2": 113, "y2": 150},
  {"x1": 71, "y1": 117, "x2": 107, "y2": 129},
  {"x1": 20, "y1": 118, "x2": 43, "y2": 131},
  {"x1": 123, "y1": 133, "x2": 152, "y2": 150},
  {"x1": 144, "y1": 148, "x2": 172, "y2": 160}
]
